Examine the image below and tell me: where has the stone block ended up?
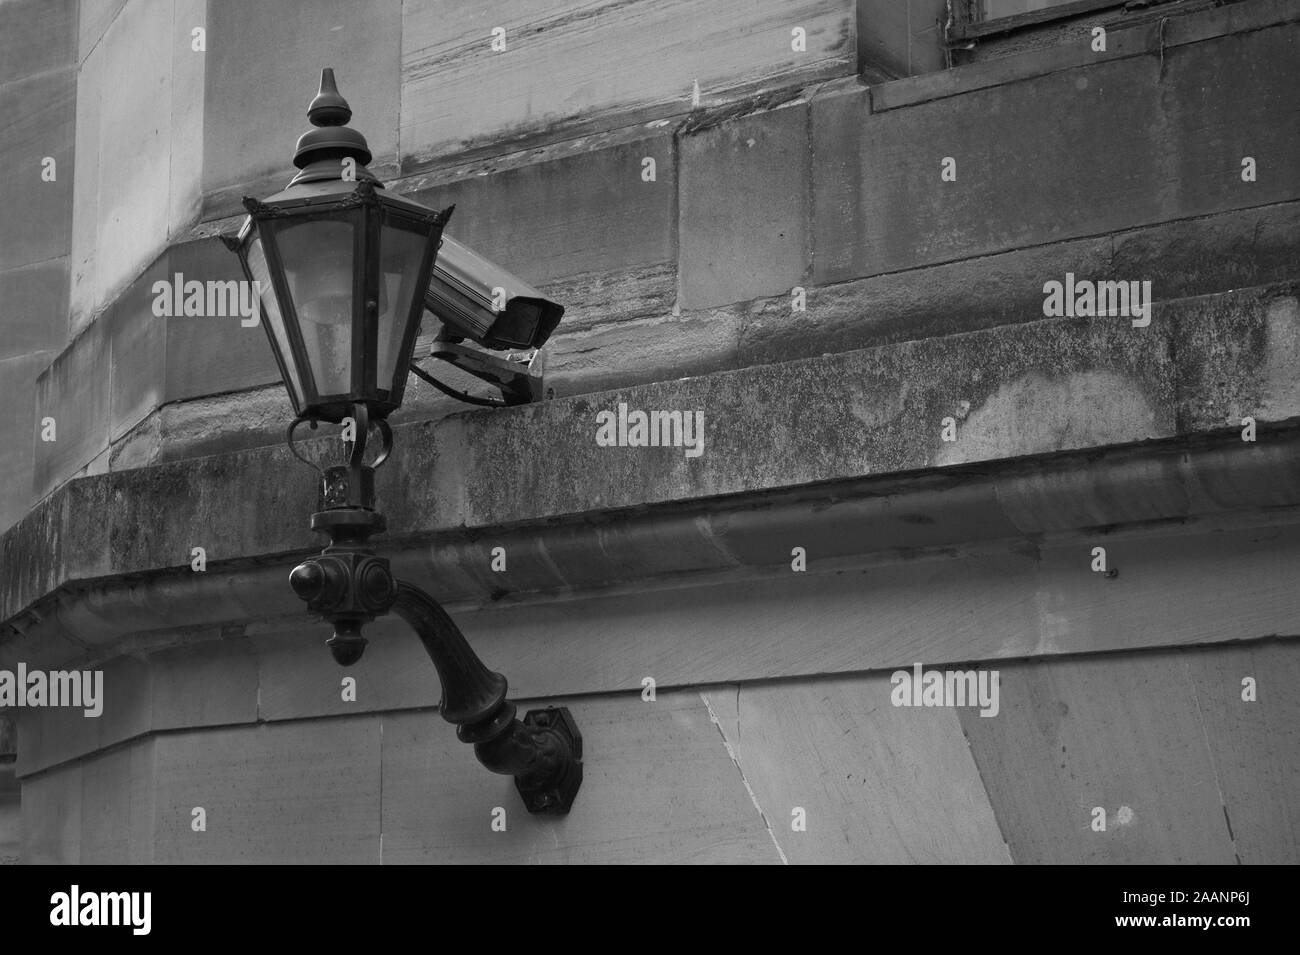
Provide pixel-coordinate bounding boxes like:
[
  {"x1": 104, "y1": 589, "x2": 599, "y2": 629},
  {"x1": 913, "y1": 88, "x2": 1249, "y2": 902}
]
[
  {"x1": 20, "y1": 759, "x2": 81, "y2": 863},
  {"x1": 151, "y1": 717, "x2": 381, "y2": 863},
  {"x1": 0, "y1": 258, "x2": 69, "y2": 360},
  {"x1": 0, "y1": 70, "x2": 75, "y2": 273},
  {"x1": 68, "y1": 38, "x2": 103, "y2": 335},
  {"x1": 167, "y1": 0, "x2": 208, "y2": 239},
  {"x1": 32, "y1": 318, "x2": 111, "y2": 501},
  {"x1": 404, "y1": 124, "x2": 676, "y2": 286},
  {"x1": 149, "y1": 637, "x2": 259, "y2": 733},
  {"x1": 704, "y1": 676, "x2": 1009, "y2": 863},
  {"x1": 813, "y1": 25, "x2": 1300, "y2": 283},
  {"x1": 678, "y1": 100, "x2": 811, "y2": 310},
  {"x1": 959, "y1": 650, "x2": 1239, "y2": 863},
  {"x1": 0, "y1": 0, "x2": 76, "y2": 80},
  {"x1": 0, "y1": 351, "x2": 53, "y2": 532},
  {"x1": 106, "y1": 263, "x2": 165, "y2": 443},
  {"x1": 161, "y1": 238, "x2": 281, "y2": 403},
  {"x1": 79, "y1": 738, "x2": 156, "y2": 864},
  {"x1": 1179, "y1": 640, "x2": 1300, "y2": 864},
  {"x1": 94, "y1": 0, "x2": 174, "y2": 314},
  {"x1": 77, "y1": 0, "x2": 128, "y2": 64}
]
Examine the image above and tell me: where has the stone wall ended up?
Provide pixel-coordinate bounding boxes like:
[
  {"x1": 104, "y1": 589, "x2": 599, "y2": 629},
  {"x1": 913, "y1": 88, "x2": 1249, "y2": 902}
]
[
  {"x1": 1, "y1": 0, "x2": 1298, "y2": 865},
  {"x1": 3, "y1": 0, "x2": 1295, "y2": 532},
  {"x1": 0, "y1": 0, "x2": 77, "y2": 534}
]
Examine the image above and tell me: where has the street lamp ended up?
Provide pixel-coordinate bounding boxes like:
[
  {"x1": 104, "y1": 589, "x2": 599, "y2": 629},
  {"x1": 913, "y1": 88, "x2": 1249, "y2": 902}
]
[{"x1": 224, "y1": 69, "x2": 582, "y2": 815}]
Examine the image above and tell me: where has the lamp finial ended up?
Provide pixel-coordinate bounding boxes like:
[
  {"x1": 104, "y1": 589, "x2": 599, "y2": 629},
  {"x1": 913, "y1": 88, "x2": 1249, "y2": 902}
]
[
  {"x1": 291, "y1": 68, "x2": 374, "y2": 175},
  {"x1": 308, "y1": 68, "x2": 352, "y2": 127}
]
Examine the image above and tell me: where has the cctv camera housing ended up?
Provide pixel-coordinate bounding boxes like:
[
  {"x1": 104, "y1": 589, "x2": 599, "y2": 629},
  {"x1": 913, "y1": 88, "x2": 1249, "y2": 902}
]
[{"x1": 425, "y1": 235, "x2": 564, "y2": 350}]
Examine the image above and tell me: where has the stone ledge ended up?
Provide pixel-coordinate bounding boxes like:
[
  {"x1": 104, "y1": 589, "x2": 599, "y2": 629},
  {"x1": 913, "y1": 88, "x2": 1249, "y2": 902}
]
[
  {"x1": 4, "y1": 426, "x2": 1300, "y2": 676},
  {"x1": 2, "y1": 283, "x2": 1298, "y2": 633}
]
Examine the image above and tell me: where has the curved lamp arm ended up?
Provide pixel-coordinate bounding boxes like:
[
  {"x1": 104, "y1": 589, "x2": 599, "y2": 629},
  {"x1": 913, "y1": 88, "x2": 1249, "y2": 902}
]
[
  {"x1": 391, "y1": 581, "x2": 583, "y2": 814},
  {"x1": 287, "y1": 461, "x2": 582, "y2": 816}
]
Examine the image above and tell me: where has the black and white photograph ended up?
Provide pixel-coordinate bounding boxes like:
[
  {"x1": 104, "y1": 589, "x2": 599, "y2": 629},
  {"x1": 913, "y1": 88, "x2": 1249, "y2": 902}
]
[{"x1": 0, "y1": 0, "x2": 1295, "y2": 906}]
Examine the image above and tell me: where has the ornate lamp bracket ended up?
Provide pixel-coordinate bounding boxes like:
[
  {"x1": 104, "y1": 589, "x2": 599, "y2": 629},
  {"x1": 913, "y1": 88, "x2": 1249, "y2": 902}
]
[{"x1": 286, "y1": 410, "x2": 582, "y2": 814}]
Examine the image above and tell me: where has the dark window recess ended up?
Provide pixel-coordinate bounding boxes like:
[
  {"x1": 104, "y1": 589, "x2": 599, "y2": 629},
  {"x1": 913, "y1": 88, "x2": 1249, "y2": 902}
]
[
  {"x1": 948, "y1": 0, "x2": 1184, "y2": 42},
  {"x1": 946, "y1": 0, "x2": 1206, "y2": 45}
]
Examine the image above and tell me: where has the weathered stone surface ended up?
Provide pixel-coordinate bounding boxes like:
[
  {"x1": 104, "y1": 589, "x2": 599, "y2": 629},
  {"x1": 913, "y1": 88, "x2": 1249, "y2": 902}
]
[
  {"x1": 61, "y1": 197, "x2": 1300, "y2": 489},
  {"x1": 13, "y1": 653, "x2": 151, "y2": 775},
  {"x1": 92, "y1": 0, "x2": 176, "y2": 317},
  {"x1": 5, "y1": 284, "x2": 1300, "y2": 633},
  {"x1": 0, "y1": 258, "x2": 69, "y2": 361},
  {"x1": 106, "y1": 277, "x2": 164, "y2": 445},
  {"x1": 537, "y1": 262, "x2": 677, "y2": 332},
  {"x1": 27, "y1": 9, "x2": 1295, "y2": 503},
  {"x1": 17, "y1": 633, "x2": 1297, "y2": 862},
  {"x1": 151, "y1": 717, "x2": 381, "y2": 863},
  {"x1": 399, "y1": 0, "x2": 854, "y2": 169},
  {"x1": 10, "y1": 430, "x2": 1300, "y2": 692},
  {"x1": 813, "y1": 21, "x2": 1300, "y2": 282},
  {"x1": 545, "y1": 306, "x2": 743, "y2": 398},
  {"x1": 31, "y1": 319, "x2": 111, "y2": 502},
  {"x1": 451, "y1": 303, "x2": 1175, "y2": 527},
  {"x1": 77, "y1": 0, "x2": 129, "y2": 64},
  {"x1": 0, "y1": 350, "x2": 52, "y2": 535},
  {"x1": 1176, "y1": 291, "x2": 1298, "y2": 431},
  {"x1": 380, "y1": 691, "x2": 778, "y2": 864},
  {"x1": 20, "y1": 760, "x2": 81, "y2": 863},
  {"x1": 402, "y1": 123, "x2": 676, "y2": 287},
  {"x1": 959, "y1": 648, "x2": 1248, "y2": 863},
  {"x1": 80, "y1": 196, "x2": 1300, "y2": 481},
  {"x1": 80, "y1": 739, "x2": 156, "y2": 864},
  {"x1": 161, "y1": 239, "x2": 281, "y2": 403},
  {"x1": 678, "y1": 98, "x2": 811, "y2": 310},
  {"x1": 70, "y1": 0, "x2": 208, "y2": 335},
  {"x1": 0, "y1": 69, "x2": 75, "y2": 273},
  {"x1": 764, "y1": 196, "x2": 1300, "y2": 364},
  {"x1": 856, "y1": 0, "x2": 947, "y2": 77},
  {"x1": 67, "y1": 37, "x2": 103, "y2": 336},
  {"x1": 0, "y1": 0, "x2": 76, "y2": 80},
  {"x1": 167, "y1": 0, "x2": 208, "y2": 242},
  {"x1": 705, "y1": 677, "x2": 1010, "y2": 864},
  {"x1": 1178, "y1": 640, "x2": 1300, "y2": 864}
]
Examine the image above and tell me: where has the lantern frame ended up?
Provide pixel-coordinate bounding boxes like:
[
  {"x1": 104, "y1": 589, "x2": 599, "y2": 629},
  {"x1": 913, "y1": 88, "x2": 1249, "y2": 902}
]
[{"x1": 230, "y1": 180, "x2": 452, "y2": 425}]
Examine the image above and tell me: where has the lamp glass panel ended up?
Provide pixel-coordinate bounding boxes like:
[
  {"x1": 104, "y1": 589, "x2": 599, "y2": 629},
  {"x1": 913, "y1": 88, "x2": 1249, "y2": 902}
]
[
  {"x1": 272, "y1": 212, "x2": 360, "y2": 398},
  {"x1": 375, "y1": 216, "x2": 432, "y2": 396},
  {"x1": 245, "y1": 235, "x2": 304, "y2": 408}
]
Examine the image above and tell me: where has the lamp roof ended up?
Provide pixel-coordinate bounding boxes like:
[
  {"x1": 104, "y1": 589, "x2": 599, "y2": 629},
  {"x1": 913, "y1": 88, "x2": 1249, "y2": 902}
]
[{"x1": 290, "y1": 68, "x2": 378, "y2": 187}]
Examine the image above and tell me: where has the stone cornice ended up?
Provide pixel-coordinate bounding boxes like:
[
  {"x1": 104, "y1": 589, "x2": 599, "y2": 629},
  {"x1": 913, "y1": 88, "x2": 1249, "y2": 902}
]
[
  {"x1": 3, "y1": 284, "x2": 1299, "y2": 664},
  {"x1": 4, "y1": 425, "x2": 1300, "y2": 673}
]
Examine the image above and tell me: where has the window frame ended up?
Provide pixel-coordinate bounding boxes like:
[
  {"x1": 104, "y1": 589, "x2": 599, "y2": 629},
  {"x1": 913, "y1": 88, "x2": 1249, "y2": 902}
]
[{"x1": 950, "y1": 0, "x2": 1130, "y2": 42}]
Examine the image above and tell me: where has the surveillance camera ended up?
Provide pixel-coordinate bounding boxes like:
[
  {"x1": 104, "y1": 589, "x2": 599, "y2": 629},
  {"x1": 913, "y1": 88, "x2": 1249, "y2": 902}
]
[
  {"x1": 412, "y1": 235, "x2": 564, "y2": 406},
  {"x1": 425, "y1": 235, "x2": 564, "y2": 351}
]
